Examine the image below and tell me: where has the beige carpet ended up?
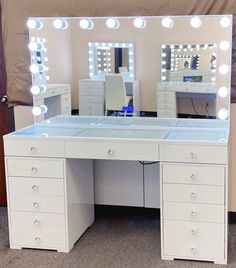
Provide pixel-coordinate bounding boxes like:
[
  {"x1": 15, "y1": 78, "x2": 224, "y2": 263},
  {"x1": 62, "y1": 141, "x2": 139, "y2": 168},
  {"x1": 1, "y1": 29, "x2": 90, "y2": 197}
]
[{"x1": 0, "y1": 207, "x2": 235, "y2": 268}]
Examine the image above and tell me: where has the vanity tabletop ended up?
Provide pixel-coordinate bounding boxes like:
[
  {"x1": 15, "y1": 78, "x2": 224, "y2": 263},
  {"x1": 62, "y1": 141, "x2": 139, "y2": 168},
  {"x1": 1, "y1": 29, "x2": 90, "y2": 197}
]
[{"x1": 4, "y1": 115, "x2": 229, "y2": 145}]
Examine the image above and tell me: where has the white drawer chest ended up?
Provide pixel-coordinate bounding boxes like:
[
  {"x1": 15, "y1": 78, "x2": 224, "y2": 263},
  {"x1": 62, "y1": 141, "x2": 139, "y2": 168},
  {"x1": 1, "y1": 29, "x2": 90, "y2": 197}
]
[
  {"x1": 78, "y1": 79, "x2": 140, "y2": 116},
  {"x1": 3, "y1": 116, "x2": 228, "y2": 264}
]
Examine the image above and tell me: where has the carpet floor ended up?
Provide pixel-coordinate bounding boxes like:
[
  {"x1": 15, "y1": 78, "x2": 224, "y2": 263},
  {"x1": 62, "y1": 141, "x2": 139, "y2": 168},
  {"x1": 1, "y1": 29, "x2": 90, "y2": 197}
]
[{"x1": 0, "y1": 207, "x2": 235, "y2": 268}]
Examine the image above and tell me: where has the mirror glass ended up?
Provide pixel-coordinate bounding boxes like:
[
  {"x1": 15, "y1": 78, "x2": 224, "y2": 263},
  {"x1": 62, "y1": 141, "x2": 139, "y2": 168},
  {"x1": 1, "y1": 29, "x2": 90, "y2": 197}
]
[{"x1": 27, "y1": 16, "x2": 232, "y2": 123}]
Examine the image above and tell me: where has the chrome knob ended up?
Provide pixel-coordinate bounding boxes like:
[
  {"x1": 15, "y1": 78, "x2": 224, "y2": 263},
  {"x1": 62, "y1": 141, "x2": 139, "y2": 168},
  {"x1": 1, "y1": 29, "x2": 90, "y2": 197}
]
[
  {"x1": 31, "y1": 167, "x2": 38, "y2": 173},
  {"x1": 32, "y1": 185, "x2": 38, "y2": 191},
  {"x1": 30, "y1": 147, "x2": 37, "y2": 152},
  {"x1": 191, "y1": 228, "x2": 197, "y2": 235},
  {"x1": 190, "y1": 152, "x2": 197, "y2": 159},
  {"x1": 107, "y1": 149, "x2": 113, "y2": 156},
  {"x1": 190, "y1": 192, "x2": 197, "y2": 199},
  {"x1": 191, "y1": 211, "x2": 196, "y2": 217},
  {"x1": 33, "y1": 202, "x2": 39, "y2": 208},
  {"x1": 34, "y1": 219, "x2": 40, "y2": 225},
  {"x1": 191, "y1": 247, "x2": 196, "y2": 255},
  {"x1": 34, "y1": 237, "x2": 41, "y2": 243},
  {"x1": 190, "y1": 174, "x2": 196, "y2": 179}
]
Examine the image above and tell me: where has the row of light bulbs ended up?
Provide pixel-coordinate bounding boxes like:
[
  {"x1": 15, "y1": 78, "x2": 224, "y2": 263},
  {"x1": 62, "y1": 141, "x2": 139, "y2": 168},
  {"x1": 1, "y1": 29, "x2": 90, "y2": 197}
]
[{"x1": 27, "y1": 16, "x2": 231, "y2": 31}]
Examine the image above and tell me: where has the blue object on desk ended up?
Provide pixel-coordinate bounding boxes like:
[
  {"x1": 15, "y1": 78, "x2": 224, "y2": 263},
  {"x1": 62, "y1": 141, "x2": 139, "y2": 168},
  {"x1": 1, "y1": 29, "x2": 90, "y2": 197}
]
[{"x1": 122, "y1": 106, "x2": 134, "y2": 112}]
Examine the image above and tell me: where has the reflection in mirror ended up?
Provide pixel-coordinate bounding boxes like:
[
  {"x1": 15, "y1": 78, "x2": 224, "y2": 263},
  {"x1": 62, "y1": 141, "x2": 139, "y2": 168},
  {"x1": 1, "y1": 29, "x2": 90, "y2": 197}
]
[
  {"x1": 27, "y1": 15, "x2": 232, "y2": 123},
  {"x1": 161, "y1": 44, "x2": 217, "y2": 83},
  {"x1": 89, "y1": 42, "x2": 134, "y2": 81}
]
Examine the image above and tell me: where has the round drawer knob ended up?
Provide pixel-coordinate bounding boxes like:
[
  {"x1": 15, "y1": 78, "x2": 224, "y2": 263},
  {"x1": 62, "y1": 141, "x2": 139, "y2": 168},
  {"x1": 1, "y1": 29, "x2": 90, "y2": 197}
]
[
  {"x1": 107, "y1": 149, "x2": 113, "y2": 156},
  {"x1": 32, "y1": 185, "x2": 39, "y2": 191},
  {"x1": 30, "y1": 147, "x2": 37, "y2": 153},
  {"x1": 191, "y1": 211, "x2": 196, "y2": 217},
  {"x1": 191, "y1": 229, "x2": 197, "y2": 235},
  {"x1": 190, "y1": 152, "x2": 197, "y2": 159},
  {"x1": 190, "y1": 174, "x2": 196, "y2": 179},
  {"x1": 34, "y1": 219, "x2": 40, "y2": 225},
  {"x1": 33, "y1": 202, "x2": 39, "y2": 208},
  {"x1": 34, "y1": 237, "x2": 41, "y2": 243},
  {"x1": 31, "y1": 167, "x2": 38, "y2": 173},
  {"x1": 191, "y1": 247, "x2": 197, "y2": 255},
  {"x1": 190, "y1": 192, "x2": 197, "y2": 199}
]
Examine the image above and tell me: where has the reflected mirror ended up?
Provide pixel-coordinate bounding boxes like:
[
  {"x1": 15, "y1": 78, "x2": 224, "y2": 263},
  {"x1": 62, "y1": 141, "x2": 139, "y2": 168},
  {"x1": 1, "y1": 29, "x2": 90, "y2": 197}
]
[{"x1": 27, "y1": 15, "x2": 232, "y2": 122}]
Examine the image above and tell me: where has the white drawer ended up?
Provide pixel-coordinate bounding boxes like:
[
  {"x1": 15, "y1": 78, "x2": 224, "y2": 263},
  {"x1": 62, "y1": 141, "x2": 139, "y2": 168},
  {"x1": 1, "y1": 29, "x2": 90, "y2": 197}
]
[
  {"x1": 10, "y1": 195, "x2": 65, "y2": 213},
  {"x1": 11, "y1": 228, "x2": 66, "y2": 250},
  {"x1": 163, "y1": 184, "x2": 224, "y2": 204},
  {"x1": 79, "y1": 81, "x2": 104, "y2": 90},
  {"x1": 162, "y1": 163, "x2": 225, "y2": 186},
  {"x1": 65, "y1": 141, "x2": 159, "y2": 161},
  {"x1": 11, "y1": 211, "x2": 65, "y2": 232},
  {"x1": 79, "y1": 103, "x2": 104, "y2": 116},
  {"x1": 158, "y1": 97, "x2": 175, "y2": 104},
  {"x1": 158, "y1": 91, "x2": 175, "y2": 98},
  {"x1": 9, "y1": 177, "x2": 64, "y2": 196},
  {"x1": 160, "y1": 144, "x2": 227, "y2": 164},
  {"x1": 163, "y1": 202, "x2": 224, "y2": 223},
  {"x1": 80, "y1": 95, "x2": 104, "y2": 103},
  {"x1": 158, "y1": 103, "x2": 176, "y2": 110},
  {"x1": 4, "y1": 140, "x2": 64, "y2": 157},
  {"x1": 158, "y1": 109, "x2": 176, "y2": 117},
  {"x1": 164, "y1": 220, "x2": 224, "y2": 242},
  {"x1": 157, "y1": 84, "x2": 175, "y2": 91},
  {"x1": 7, "y1": 158, "x2": 64, "y2": 178},
  {"x1": 164, "y1": 238, "x2": 224, "y2": 260}
]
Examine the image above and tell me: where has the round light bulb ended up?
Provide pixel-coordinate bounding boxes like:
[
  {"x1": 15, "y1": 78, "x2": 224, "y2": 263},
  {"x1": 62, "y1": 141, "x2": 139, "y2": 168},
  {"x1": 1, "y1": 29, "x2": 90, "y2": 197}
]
[
  {"x1": 30, "y1": 85, "x2": 46, "y2": 95},
  {"x1": 162, "y1": 76, "x2": 167, "y2": 81},
  {"x1": 53, "y1": 19, "x2": 68, "y2": 30},
  {"x1": 106, "y1": 18, "x2": 120, "y2": 29},
  {"x1": 220, "y1": 16, "x2": 231, "y2": 28},
  {"x1": 27, "y1": 19, "x2": 43, "y2": 30},
  {"x1": 79, "y1": 19, "x2": 94, "y2": 30},
  {"x1": 28, "y1": 42, "x2": 43, "y2": 52},
  {"x1": 133, "y1": 18, "x2": 146, "y2": 29},
  {"x1": 161, "y1": 17, "x2": 174, "y2": 28},
  {"x1": 219, "y1": 64, "x2": 229, "y2": 75},
  {"x1": 32, "y1": 106, "x2": 42, "y2": 116},
  {"x1": 190, "y1": 17, "x2": 202, "y2": 28},
  {"x1": 218, "y1": 87, "x2": 229, "y2": 98},
  {"x1": 30, "y1": 64, "x2": 39, "y2": 74},
  {"x1": 219, "y1": 41, "x2": 230, "y2": 51},
  {"x1": 218, "y1": 108, "x2": 228, "y2": 120}
]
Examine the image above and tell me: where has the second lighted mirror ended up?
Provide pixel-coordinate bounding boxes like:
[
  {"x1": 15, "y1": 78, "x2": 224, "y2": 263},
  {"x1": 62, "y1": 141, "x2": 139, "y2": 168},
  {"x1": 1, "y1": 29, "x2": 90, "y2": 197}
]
[{"x1": 27, "y1": 16, "x2": 232, "y2": 122}]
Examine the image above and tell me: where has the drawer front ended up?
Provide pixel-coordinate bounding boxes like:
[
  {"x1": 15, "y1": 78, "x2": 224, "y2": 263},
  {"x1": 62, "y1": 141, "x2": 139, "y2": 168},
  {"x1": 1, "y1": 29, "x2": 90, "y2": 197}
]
[
  {"x1": 164, "y1": 220, "x2": 224, "y2": 242},
  {"x1": 158, "y1": 103, "x2": 176, "y2": 110},
  {"x1": 157, "y1": 84, "x2": 174, "y2": 91},
  {"x1": 4, "y1": 140, "x2": 64, "y2": 157},
  {"x1": 158, "y1": 97, "x2": 175, "y2": 104},
  {"x1": 158, "y1": 109, "x2": 176, "y2": 117},
  {"x1": 11, "y1": 228, "x2": 66, "y2": 250},
  {"x1": 65, "y1": 141, "x2": 159, "y2": 161},
  {"x1": 9, "y1": 177, "x2": 64, "y2": 196},
  {"x1": 80, "y1": 95, "x2": 104, "y2": 103},
  {"x1": 158, "y1": 91, "x2": 175, "y2": 98},
  {"x1": 11, "y1": 211, "x2": 65, "y2": 232},
  {"x1": 160, "y1": 144, "x2": 227, "y2": 164},
  {"x1": 7, "y1": 158, "x2": 64, "y2": 178},
  {"x1": 10, "y1": 195, "x2": 65, "y2": 213},
  {"x1": 162, "y1": 163, "x2": 225, "y2": 186},
  {"x1": 163, "y1": 184, "x2": 224, "y2": 204},
  {"x1": 79, "y1": 102, "x2": 104, "y2": 116},
  {"x1": 79, "y1": 82, "x2": 104, "y2": 96},
  {"x1": 61, "y1": 94, "x2": 71, "y2": 111},
  {"x1": 164, "y1": 238, "x2": 224, "y2": 260},
  {"x1": 163, "y1": 202, "x2": 224, "y2": 223}
]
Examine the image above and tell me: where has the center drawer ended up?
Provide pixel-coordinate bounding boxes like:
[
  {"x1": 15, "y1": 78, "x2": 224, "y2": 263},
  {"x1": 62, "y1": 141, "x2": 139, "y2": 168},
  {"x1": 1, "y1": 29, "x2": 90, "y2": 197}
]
[
  {"x1": 163, "y1": 184, "x2": 224, "y2": 204},
  {"x1": 9, "y1": 177, "x2": 64, "y2": 196},
  {"x1": 65, "y1": 141, "x2": 158, "y2": 161},
  {"x1": 7, "y1": 158, "x2": 64, "y2": 178}
]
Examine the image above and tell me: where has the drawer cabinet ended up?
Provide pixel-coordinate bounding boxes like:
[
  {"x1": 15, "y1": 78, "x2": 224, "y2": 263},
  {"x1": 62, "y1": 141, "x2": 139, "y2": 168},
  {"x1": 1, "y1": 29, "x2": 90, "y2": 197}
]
[
  {"x1": 79, "y1": 80, "x2": 105, "y2": 116},
  {"x1": 161, "y1": 161, "x2": 227, "y2": 264},
  {"x1": 6, "y1": 156, "x2": 67, "y2": 252}
]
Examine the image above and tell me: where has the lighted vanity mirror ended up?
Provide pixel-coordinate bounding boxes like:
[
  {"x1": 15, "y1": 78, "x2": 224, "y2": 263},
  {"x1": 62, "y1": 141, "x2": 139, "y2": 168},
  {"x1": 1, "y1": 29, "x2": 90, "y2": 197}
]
[
  {"x1": 27, "y1": 15, "x2": 232, "y2": 122},
  {"x1": 161, "y1": 43, "x2": 217, "y2": 83},
  {"x1": 89, "y1": 42, "x2": 134, "y2": 81}
]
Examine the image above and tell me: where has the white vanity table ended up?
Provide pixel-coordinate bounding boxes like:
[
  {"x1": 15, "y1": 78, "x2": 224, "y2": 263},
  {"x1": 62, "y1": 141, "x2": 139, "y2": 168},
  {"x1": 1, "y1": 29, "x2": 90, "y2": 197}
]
[
  {"x1": 3, "y1": 115, "x2": 229, "y2": 264},
  {"x1": 78, "y1": 79, "x2": 140, "y2": 116}
]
